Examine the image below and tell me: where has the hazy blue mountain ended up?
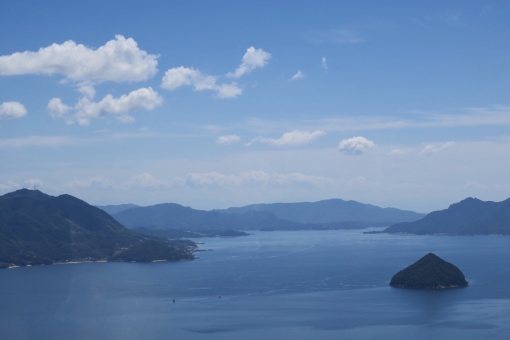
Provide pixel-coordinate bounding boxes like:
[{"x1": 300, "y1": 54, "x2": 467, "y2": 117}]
[
  {"x1": 217, "y1": 199, "x2": 425, "y2": 224},
  {"x1": 0, "y1": 189, "x2": 195, "y2": 267},
  {"x1": 112, "y1": 203, "x2": 299, "y2": 231},
  {"x1": 96, "y1": 204, "x2": 140, "y2": 215},
  {"x1": 384, "y1": 197, "x2": 510, "y2": 235},
  {"x1": 112, "y1": 202, "x2": 393, "y2": 232}
]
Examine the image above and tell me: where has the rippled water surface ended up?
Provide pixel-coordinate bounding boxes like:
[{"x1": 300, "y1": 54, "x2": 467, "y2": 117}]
[{"x1": 1, "y1": 230, "x2": 510, "y2": 339}]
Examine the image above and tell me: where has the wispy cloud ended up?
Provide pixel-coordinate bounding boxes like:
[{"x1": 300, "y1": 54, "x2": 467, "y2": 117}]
[
  {"x1": 160, "y1": 46, "x2": 270, "y2": 99},
  {"x1": 123, "y1": 173, "x2": 174, "y2": 189},
  {"x1": 183, "y1": 171, "x2": 331, "y2": 187},
  {"x1": 388, "y1": 148, "x2": 413, "y2": 156},
  {"x1": 227, "y1": 47, "x2": 271, "y2": 78},
  {"x1": 216, "y1": 135, "x2": 241, "y2": 145},
  {"x1": 244, "y1": 106, "x2": 510, "y2": 134},
  {"x1": 0, "y1": 136, "x2": 70, "y2": 148},
  {"x1": 420, "y1": 142, "x2": 455, "y2": 156},
  {"x1": 160, "y1": 66, "x2": 242, "y2": 98},
  {"x1": 0, "y1": 181, "x2": 20, "y2": 192},
  {"x1": 0, "y1": 130, "x2": 187, "y2": 149},
  {"x1": 290, "y1": 70, "x2": 304, "y2": 81},
  {"x1": 246, "y1": 130, "x2": 326, "y2": 146},
  {"x1": 322, "y1": 57, "x2": 328, "y2": 71},
  {"x1": 17, "y1": 171, "x2": 333, "y2": 192},
  {"x1": 305, "y1": 29, "x2": 364, "y2": 44}
]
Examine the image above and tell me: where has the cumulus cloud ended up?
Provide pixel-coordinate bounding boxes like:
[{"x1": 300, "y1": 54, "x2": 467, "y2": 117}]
[
  {"x1": 0, "y1": 35, "x2": 158, "y2": 82},
  {"x1": 246, "y1": 130, "x2": 326, "y2": 146},
  {"x1": 338, "y1": 136, "x2": 375, "y2": 155},
  {"x1": 216, "y1": 134, "x2": 241, "y2": 144},
  {"x1": 290, "y1": 70, "x2": 304, "y2": 81},
  {"x1": 184, "y1": 171, "x2": 329, "y2": 187},
  {"x1": 228, "y1": 47, "x2": 271, "y2": 78},
  {"x1": 160, "y1": 66, "x2": 242, "y2": 98},
  {"x1": 160, "y1": 46, "x2": 270, "y2": 98},
  {"x1": 420, "y1": 142, "x2": 455, "y2": 156},
  {"x1": 0, "y1": 101, "x2": 27, "y2": 119},
  {"x1": 47, "y1": 98, "x2": 72, "y2": 118},
  {"x1": 50, "y1": 87, "x2": 163, "y2": 125}
]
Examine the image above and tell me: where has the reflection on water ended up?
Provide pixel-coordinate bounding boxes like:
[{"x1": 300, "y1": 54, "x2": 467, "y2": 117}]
[{"x1": 0, "y1": 230, "x2": 509, "y2": 339}]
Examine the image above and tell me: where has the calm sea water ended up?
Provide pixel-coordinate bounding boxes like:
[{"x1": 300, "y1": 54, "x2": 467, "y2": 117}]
[{"x1": 1, "y1": 229, "x2": 510, "y2": 340}]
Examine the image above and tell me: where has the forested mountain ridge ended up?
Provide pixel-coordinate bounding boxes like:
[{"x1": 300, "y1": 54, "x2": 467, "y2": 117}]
[
  {"x1": 384, "y1": 197, "x2": 510, "y2": 235},
  {"x1": 0, "y1": 189, "x2": 195, "y2": 267}
]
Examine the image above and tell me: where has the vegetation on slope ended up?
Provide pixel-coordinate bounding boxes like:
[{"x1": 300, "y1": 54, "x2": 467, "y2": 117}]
[
  {"x1": 384, "y1": 197, "x2": 510, "y2": 235},
  {"x1": 0, "y1": 189, "x2": 195, "y2": 268},
  {"x1": 390, "y1": 253, "x2": 468, "y2": 289}
]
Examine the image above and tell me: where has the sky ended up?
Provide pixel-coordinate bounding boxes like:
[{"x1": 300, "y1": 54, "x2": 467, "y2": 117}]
[{"x1": 1, "y1": 0, "x2": 510, "y2": 213}]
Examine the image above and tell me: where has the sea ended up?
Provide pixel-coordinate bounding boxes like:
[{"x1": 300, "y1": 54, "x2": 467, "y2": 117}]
[{"x1": 1, "y1": 229, "x2": 509, "y2": 340}]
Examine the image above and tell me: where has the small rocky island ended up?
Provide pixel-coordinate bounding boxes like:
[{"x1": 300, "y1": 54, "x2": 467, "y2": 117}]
[{"x1": 390, "y1": 253, "x2": 468, "y2": 289}]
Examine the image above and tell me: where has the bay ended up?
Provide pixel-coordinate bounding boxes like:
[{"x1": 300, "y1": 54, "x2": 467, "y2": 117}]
[{"x1": 1, "y1": 229, "x2": 509, "y2": 339}]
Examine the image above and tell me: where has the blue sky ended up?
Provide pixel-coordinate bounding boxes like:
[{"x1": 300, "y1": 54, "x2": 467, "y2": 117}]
[{"x1": 1, "y1": 0, "x2": 510, "y2": 212}]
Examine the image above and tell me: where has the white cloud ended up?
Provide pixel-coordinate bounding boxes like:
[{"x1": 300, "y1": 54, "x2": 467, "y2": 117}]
[
  {"x1": 124, "y1": 173, "x2": 172, "y2": 188},
  {"x1": 322, "y1": 57, "x2": 328, "y2": 71},
  {"x1": 228, "y1": 47, "x2": 271, "y2": 78},
  {"x1": 115, "y1": 115, "x2": 136, "y2": 124},
  {"x1": 184, "y1": 171, "x2": 329, "y2": 187},
  {"x1": 420, "y1": 142, "x2": 455, "y2": 156},
  {"x1": 290, "y1": 70, "x2": 304, "y2": 81},
  {"x1": 70, "y1": 87, "x2": 163, "y2": 125},
  {"x1": 160, "y1": 47, "x2": 269, "y2": 98},
  {"x1": 0, "y1": 101, "x2": 27, "y2": 119},
  {"x1": 216, "y1": 134, "x2": 241, "y2": 145},
  {"x1": 61, "y1": 177, "x2": 113, "y2": 189},
  {"x1": 0, "y1": 35, "x2": 158, "y2": 82},
  {"x1": 160, "y1": 66, "x2": 242, "y2": 98},
  {"x1": 47, "y1": 98, "x2": 72, "y2": 118},
  {"x1": 160, "y1": 67, "x2": 207, "y2": 91},
  {"x1": 215, "y1": 83, "x2": 243, "y2": 98},
  {"x1": 78, "y1": 83, "x2": 96, "y2": 99},
  {"x1": 389, "y1": 149, "x2": 405, "y2": 156},
  {"x1": 247, "y1": 130, "x2": 326, "y2": 146},
  {"x1": 338, "y1": 136, "x2": 375, "y2": 155}
]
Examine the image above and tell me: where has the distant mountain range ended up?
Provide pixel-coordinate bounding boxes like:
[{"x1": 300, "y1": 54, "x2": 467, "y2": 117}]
[
  {"x1": 105, "y1": 199, "x2": 423, "y2": 233},
  {"x1": 112, "y1": 203, "x2": 299, "y2": 231},
  {"x1": 96, "y1": 204, "x2": 139, "y2": 215},
  {"x1": 217, "y1": 199, "x2": 425, "y2": 224},
  {"x1": 384, "y1": 197, "x2": 510, "y2": 235},
  {"x1": 0, "y1": 190, "x2": 195, "y2": 268}
]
